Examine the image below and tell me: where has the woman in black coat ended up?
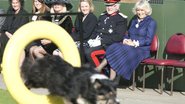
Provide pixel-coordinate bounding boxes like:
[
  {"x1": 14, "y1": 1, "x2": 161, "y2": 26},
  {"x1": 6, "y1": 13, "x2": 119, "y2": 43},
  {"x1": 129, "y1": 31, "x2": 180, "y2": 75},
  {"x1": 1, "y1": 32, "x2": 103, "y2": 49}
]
[
  {"x1": 0, "y1": 0, "x2": 29, "y2": 63},
  {"x1": 72, "y1": 0, "x2": 97, "y2": 47},
  {"x1": 52, "y1": 0, "x2": 97, "y2": 57}
]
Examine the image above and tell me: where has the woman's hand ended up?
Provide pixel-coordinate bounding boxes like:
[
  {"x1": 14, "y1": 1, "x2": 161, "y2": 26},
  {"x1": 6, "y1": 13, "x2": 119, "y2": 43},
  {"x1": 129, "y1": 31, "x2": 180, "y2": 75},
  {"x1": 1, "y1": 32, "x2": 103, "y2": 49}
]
[
  {"x1": 5, "y1": 31, "x2": 13, "y2": 38},
  {"x1": 123, "y1": 39, "x2": 139, "y2": 47},
  {"x1": 41, "y1": 39, "x2": 51, "y2": 45},
  {"x1": 123, "y1": 39, "x2": 135, "y2": 46}
]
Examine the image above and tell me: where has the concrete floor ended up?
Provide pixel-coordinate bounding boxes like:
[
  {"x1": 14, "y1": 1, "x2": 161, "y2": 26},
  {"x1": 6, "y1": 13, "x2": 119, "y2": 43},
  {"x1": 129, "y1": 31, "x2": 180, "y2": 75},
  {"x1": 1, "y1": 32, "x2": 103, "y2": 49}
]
[
  {"x1": 1, "y1": 74, "x2": 185, "y2": 104},
  {"x1": 117, "y1": 87, "x2": 185, "y2": 104}
]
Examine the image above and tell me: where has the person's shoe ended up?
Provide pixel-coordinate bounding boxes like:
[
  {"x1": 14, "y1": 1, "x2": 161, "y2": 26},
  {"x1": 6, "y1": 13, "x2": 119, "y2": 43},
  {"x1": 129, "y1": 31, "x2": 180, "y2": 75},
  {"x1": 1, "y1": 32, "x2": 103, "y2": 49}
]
[
  {"x1": 94, "y1": 67, "x2": 102, "y2": 73},
  {"x1": 113, "y1": 75, "x2": 121, "y2": 86}
]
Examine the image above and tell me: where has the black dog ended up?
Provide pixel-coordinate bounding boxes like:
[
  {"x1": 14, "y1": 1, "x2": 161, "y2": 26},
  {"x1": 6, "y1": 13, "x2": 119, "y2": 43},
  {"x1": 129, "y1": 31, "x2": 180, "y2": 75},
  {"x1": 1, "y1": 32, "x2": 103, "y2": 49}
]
[{"x1": 21, "y1": 55, "x2": 120, "y2": 104}]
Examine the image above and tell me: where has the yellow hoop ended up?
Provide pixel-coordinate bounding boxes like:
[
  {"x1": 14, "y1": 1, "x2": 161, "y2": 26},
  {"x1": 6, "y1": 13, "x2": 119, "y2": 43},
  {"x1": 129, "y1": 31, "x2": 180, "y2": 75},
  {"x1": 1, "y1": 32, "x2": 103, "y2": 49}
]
[{"x1": 1, "y1": 21, "x2": 81, "y2": 104}]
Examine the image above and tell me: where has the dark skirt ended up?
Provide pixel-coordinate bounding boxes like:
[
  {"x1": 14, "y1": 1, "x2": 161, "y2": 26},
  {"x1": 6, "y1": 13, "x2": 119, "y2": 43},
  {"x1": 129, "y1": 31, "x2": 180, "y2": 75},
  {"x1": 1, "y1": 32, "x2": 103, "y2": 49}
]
[{"x1": 106, "y1": 43, "x2": 150, "y2": 80}]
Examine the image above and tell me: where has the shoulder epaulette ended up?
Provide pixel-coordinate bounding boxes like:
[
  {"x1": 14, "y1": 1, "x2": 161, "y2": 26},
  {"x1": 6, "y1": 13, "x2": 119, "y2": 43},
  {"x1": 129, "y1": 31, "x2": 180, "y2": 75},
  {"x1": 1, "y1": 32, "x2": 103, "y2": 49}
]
[
  {"x1": 118, "y1": 13, "x2": 128, "y2": 18},
  {"x1": 100, "y1": 11, "x2": 107, "y2": 15},
  {"x1": 100, "y1": 13, "x2": 105, "y2": 15}
]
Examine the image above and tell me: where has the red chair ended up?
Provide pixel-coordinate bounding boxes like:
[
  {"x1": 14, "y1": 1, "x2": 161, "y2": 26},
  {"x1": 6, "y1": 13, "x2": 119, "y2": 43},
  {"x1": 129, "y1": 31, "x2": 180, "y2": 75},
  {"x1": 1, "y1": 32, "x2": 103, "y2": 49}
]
[
  {"x1": 163, "y1": 33, "x2": 185, "y2": 96},
  {"x1": 142, "y1": 33, "x2": 185, "y2": 95},
  {"x1": 132, "y1": 35, "x2": 159, "y2": 91},
  {"x1": 167, "y1": 61, "x2": 185, "y2": 96}
]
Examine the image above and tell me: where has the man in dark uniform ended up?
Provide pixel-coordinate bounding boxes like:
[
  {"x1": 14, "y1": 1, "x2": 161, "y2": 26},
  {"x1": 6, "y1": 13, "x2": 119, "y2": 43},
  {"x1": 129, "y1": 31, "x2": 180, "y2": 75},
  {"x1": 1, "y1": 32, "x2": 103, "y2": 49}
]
[{"x1": 84, "y1": 0, "x2": 128, "y2": 66}]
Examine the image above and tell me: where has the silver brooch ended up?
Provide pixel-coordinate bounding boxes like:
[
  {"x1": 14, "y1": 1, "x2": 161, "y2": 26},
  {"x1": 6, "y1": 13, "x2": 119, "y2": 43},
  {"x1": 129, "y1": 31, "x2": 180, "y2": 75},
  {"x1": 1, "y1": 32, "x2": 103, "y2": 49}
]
[
  {"x1": 135, "y1": 23, "x2": 139, "y2": 28},
  {"x1": 108, "y1": 29, "x2": 113, "y2": 33}
]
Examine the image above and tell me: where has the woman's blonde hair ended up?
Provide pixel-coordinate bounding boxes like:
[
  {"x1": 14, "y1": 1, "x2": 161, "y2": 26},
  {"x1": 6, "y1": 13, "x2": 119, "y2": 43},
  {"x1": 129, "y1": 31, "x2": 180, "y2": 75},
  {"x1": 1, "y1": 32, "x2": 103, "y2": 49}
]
[
  {"x1": 78, "y1": 0, "x2": 94, "y2": 12},
  {"x1": 32, "y1": 0, "x2": 50, "y2": 14},
  {"x1": 132, "y1": 0, "x2": 152, "y2": 15}
]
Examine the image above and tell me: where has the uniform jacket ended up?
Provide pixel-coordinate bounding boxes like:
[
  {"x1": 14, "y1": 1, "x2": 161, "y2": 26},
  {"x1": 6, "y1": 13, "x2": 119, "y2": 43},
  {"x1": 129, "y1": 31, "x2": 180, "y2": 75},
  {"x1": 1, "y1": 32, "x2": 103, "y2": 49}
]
[{"x1": 91, "y1": 11, "x2": 127, "y2": 46}]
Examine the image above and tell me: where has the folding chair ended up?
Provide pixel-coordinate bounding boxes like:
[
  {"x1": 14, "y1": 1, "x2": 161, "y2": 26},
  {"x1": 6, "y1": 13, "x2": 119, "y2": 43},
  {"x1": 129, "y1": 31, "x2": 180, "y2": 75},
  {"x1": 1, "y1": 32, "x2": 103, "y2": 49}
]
[
  {"x1": 168, "y1": 60, "x2": 185, "y2": 95},
  {"x1": 132, "y1": 35, "x2": 159, "y2": 91},
  {"x1": 141, "y1": 33, "x2": 185, "y2": 95}
]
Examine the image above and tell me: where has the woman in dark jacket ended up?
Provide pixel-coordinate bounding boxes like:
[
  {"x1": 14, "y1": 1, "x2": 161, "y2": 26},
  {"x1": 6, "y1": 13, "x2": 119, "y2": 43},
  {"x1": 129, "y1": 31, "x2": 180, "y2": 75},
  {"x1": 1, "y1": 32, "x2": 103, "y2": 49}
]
[
  {"x1": 52, "y1": 0, "x2": 98, "y2": 58},
  {"x1": 72, "y1": 0, "x2": 97, "y2": 46},
  {"x1": 0, "y1": 0, "x2": 29, "y2": 63},
  {"x1": 31, "y1": 0, "x2": 51, "y2": 21}
]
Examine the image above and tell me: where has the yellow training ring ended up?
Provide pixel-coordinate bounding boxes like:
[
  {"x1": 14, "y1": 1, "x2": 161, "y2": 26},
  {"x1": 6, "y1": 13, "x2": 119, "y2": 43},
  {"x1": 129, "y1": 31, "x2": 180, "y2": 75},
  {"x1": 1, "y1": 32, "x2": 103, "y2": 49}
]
[{"x1": 2, "y1": 21, "x2": 81, "y2": 104}]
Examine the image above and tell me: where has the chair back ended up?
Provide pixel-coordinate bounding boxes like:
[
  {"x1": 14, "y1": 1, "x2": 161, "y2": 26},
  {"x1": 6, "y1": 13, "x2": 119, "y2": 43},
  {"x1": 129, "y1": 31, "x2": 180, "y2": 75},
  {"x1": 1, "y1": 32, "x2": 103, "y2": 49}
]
[
  {"x1": 150, "y1": 35, "x2": 159, "y2": 51},
  {"x1": 150, "y1": 35, "x2": 159, "y2": 58},
  {"x1": 165, "y1": 33, "x2": 185, "y2": 54}
]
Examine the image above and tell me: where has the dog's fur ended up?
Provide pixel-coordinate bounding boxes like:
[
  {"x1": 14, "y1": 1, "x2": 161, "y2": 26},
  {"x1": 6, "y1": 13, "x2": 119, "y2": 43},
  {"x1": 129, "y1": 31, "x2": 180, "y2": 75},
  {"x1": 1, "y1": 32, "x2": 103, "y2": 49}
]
[{"x1": 21, "y1": 55, "x2": 119, "y2": 104}]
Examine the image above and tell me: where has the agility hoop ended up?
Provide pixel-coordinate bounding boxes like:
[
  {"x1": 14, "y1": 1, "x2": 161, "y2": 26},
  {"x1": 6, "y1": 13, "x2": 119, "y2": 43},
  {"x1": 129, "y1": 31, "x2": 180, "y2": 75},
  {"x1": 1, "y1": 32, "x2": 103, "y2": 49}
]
[{"x1": 1, "y1": 21, "x2": 81, "y2": 104}]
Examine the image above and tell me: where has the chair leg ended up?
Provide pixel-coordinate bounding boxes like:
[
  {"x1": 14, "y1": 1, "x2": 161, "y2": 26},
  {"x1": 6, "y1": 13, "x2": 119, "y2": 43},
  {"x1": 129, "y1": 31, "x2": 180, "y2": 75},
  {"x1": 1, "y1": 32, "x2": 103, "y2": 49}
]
[
  {"x1": 170, "y1": 67, "x2": 174, "y2": 96},
  {"x1": 142, "y1": 65, "x2": 146, "y2": 92},
  {"x1": 160, "y1": 67, "x2": 164, "y2": 94},
  {"x1": 132, "y1": 70, "x2": 135, "y2": 91}
]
